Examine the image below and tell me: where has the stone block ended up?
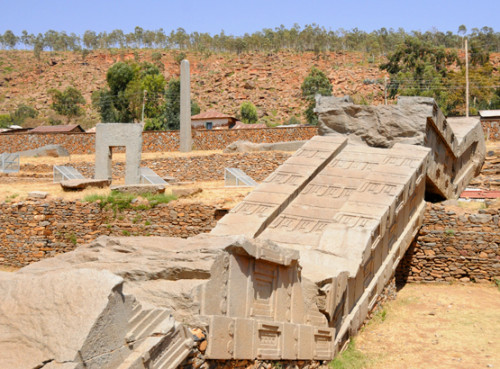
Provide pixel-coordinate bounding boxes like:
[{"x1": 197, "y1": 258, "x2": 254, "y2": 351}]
[{"x1": 61, "y1": 179, "x2": 111, "y2": 191}]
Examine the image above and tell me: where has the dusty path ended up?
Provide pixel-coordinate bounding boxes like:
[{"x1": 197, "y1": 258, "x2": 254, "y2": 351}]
[{"x1": 356, "y1": 283, "x2": 500, "y2": 369}]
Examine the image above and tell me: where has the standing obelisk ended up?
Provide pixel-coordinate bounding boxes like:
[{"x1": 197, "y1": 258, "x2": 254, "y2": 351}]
[{"x1": 179, "y1": 59, "x2": 192, "y2": 152}]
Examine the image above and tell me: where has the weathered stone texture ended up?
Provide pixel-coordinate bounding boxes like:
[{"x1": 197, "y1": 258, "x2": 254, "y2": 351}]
[{"x1": 0, "y1": 267, "x2": 194, "y2": 369}]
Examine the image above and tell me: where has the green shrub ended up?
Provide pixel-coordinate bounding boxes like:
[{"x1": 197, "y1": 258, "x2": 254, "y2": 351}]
[
  {"x1": 285, "y1": 115, "x2": 302, "y2": 125},
  {"x1": 0, "y1": 114, "x2": 12, "y2": 128},
  {"x1": 10, "y1": 104, "x2": 38, "y2": 126},
  {"x1": 240, "y1": 101, "x2": 258, "y2": 124}
]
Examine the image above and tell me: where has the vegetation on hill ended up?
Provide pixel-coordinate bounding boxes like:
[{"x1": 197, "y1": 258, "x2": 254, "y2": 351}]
[
  {"x1": 0, "y1": 24, "x2": 498, "y2": 129},
  {"x1": 381, "y1": 36, "x2": 500, "y2": 115},
  {"x1": 1, "y1": 25, "x2": 498, "y2": 54}
]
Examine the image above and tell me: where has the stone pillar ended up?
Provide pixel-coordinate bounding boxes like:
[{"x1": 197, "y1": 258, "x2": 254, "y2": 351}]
[{"x1": 180, "y1": 59, "x2": 192, "y2": 152}]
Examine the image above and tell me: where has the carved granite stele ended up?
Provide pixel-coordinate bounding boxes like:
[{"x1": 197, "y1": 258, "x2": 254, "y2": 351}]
[{"x1": 0, "y1": 99, "x2": 485, "y2": 368}]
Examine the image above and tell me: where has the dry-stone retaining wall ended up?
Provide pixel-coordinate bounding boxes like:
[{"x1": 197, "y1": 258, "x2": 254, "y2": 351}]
[
  {"x1": 481, "y1": 119, "x2": 500, "y2": 141},
  {"x1": 0, "y1": 199, "x2": 218, "y2": 267},
  {"x1": 2, "y1": 199, "x2": 498, "y2": 281},
  {"x1": 397, "y1": 202, "x2": 499, "y2": 283},
  {"x1": 20, "y1": 152, "x2": 291, "y2": 182},
  {"x1": 0, "y1": 126, "x2": 317, "y2": 155}
]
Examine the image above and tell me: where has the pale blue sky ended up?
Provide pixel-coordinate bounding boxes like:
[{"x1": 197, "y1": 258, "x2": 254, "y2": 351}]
[{"x1": 1, "y1": 0, "x2": 499, "y2": 36}]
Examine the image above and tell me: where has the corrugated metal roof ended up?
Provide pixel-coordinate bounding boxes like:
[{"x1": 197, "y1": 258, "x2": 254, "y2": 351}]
[
  {"x1": 232, "y1": 121, "x2": 267, "y2": 129},
  {"x1": 191, "y1": 110, "x2": 234, "y2": 120},
  {"x1": 479, "y1": 110, "x2": 500, "y2": 118},
  {"x1": 30, "y1": 124, "x2": 84, "y2": 133}
]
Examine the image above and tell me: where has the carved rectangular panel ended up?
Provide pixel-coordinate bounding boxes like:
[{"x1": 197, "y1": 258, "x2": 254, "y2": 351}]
[
  {"x1": 302, "y1": 183, "x2": 356, "y2": 198},
  {"x1": 231, "y1": 201, "x2": 274, "y2": 218},
  {"x1": 268, "y1": 215, "x2": 332, "y2": 233},
  {"x1": 329, "y1": 159, "x2": 377, "y2": 171},
  {"x1": 256, "y1": 322, "x2": 283, "y2": 359},
  {"x1": 383, "y1": 155, "x2": 421, "y2": 168},
  {"x1": 334, "y1": 213, "x2": 376, "y2": 228},
  {"x1": 313, "y1": 328, "x2": 335, "y2": 360},
  {"x1": 263, "y1": 170, "x2": 305, "y2": 185},
  {"x1": 358, "y1": 181, "x2": 398, "y2": 196},
  {"x1": 250, "y1": 260, "x2": 278, "y2": 319}
]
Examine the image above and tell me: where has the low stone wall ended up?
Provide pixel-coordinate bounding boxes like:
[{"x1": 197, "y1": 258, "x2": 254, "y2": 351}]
[
  {"x1": 2, "y1": 198, "x2": 498, "y2": 281},
  {"x1": 482, "y1": 119, "x2": 500, "y2": 141},
  {"x1": 396, "y1": 203, "x2": 500, "y2": 284},
  {"x1": 20, "y1": 151, "x2": 291, "y2": 182},
  {"x1": 0, "y1": 126, "x2": 318, "y2": 155},
  {"x1": 0, "y1": 199, "x2": 218, "y2": 267}
]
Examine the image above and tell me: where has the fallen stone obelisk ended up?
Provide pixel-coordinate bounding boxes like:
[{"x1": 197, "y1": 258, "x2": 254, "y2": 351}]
[{"x1": 0, "y1": 99, "x2": 486, "y2": 368}]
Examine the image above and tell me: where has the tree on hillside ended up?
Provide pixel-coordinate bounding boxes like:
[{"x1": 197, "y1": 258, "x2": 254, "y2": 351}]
[
  {"x1": 9, "y1": 104, "x2": 38, "y2": 126},
  {"x1": 380, "y1": 37, "x2": 458, "y2": 114},
  {"x1": 48, "y1": 87, "x2": 85, "y2": 122},
  {"x1": 92, "y1": 61, "x2": 190, "y2": 126},
  {"x1": 381, "y1": 36, "x2": 499, "y2": 115},
  {"x1": 2, "y1": 30, "x2": 18, "y2": 49},
  {"x1": 301, "y1": 66, "x2": 332, "y2": 125},
  {"x1": 92, "y1": 62, "x2": 137, "y2": 123},
  {"x1": 143, "y1": 78, "x2": 200, "y2": 131},
  {"x1": 240, "y1": 102, "x2": 258, "y2": 123}
]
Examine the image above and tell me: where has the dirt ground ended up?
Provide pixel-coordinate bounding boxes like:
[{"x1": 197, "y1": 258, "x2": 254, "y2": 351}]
[
  {"x1": 356, "y1": 283, "x2": 500, "y2": 369},
  {"x1": 0, "y1": 150, "x2": 251, "y2": 206}
]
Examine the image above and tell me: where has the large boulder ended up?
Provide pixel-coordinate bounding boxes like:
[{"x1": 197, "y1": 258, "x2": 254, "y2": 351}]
[
  {"x1": 19, "y1": 144, "x2": 70, "y2": 157},
  {"x1": 315, "y1": 96, "x2": 486, "y2": 199},
  {"x1": 223, "y1": 140, "x2": 306, "y2": 153}
]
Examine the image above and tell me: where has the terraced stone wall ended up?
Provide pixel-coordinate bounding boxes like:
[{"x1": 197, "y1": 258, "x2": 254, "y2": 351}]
[
  {"x1": 0, "y1": 199, "x2": 218, "y2": 267},
  {"x1": 397, "y1": 202, "x2": 500, "y2": 283},
  {"x1": 1, "y1": 198, "x2": 498, "y2": 283},
  {"x1": 0, "y1": 126, "x2": 318, "y2": 155},
  {"x1": 481, "y1": 119, "x2": 500, "y2": 141}
]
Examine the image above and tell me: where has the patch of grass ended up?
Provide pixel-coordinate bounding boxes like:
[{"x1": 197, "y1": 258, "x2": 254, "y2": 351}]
[
  {"x1": 330, "y1": 339, "x2": 369, "y2": 369},
  {"x1": 4, "y1": 193, "x2": 19, "y2": 203},
  {"x1": 122, "y1": 229, "x2": 130, "y2": 236},
  {"x1": 445, "y1": 229, "x2": 455, "y2": 237},
  {"x1": 83, "y1": 191, "x2": 176, "y2": 213},
  {"x1": 65, "y1": 233, "x2": 77, "y2": 245},
  {"x1": 144, "y1": 220, "x2": 151, "y2": 226},
  {"x1": 495, "y1": 278, "x2": 500, "y2": 292},
  {"x1": 373, "y1": 307, "x2": 388, "y2": 323}
]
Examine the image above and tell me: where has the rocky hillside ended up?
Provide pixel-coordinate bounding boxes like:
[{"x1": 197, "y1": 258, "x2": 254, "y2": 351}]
[
  {"x1": 2, "y1": 49, "x2": 498, "y2": 128},
  {"x1": 0, "y1": 50, "x2": 388, "y2": 127}
]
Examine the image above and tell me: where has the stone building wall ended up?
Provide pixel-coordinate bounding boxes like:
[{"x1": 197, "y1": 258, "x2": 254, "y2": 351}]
[
  {"x1": 396, "y1": 202, "x2": 500, "y2": 283},
  {"x1": 0, "y1": 126, "x2": 318, "y2": 155}
]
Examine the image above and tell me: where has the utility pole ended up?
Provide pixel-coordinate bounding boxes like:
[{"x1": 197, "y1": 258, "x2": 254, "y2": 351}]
[
  {"x1": 141, "y1": 90, "x2": 147, "y2": 122},
  {"x1": 465, "y1": 38, "x2": 469, "y2": 117}
]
